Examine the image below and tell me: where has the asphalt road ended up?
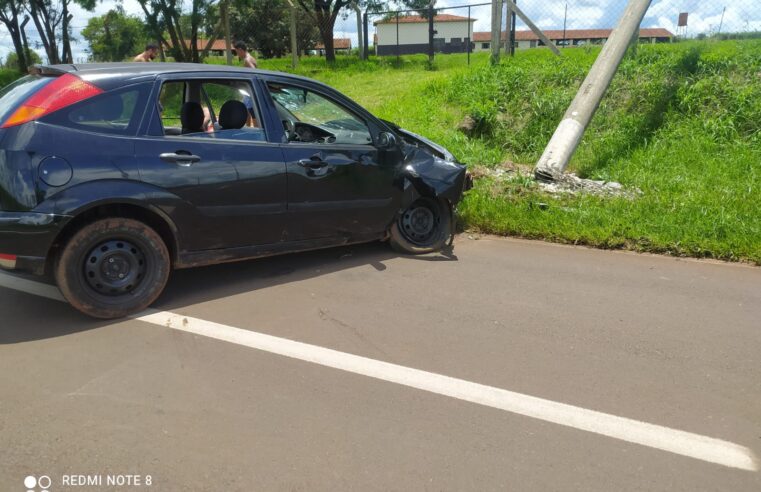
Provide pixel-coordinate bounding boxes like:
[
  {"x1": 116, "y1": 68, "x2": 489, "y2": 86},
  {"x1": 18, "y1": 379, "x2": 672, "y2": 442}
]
[{"x1": 1, "y1": 236, "x2": 760, "y2": 491}]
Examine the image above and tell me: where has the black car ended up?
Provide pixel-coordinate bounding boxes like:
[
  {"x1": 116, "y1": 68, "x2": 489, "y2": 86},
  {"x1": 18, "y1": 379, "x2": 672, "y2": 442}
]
[{"x1": 0, "y1": 63, "x2": 469, "y2": 318}]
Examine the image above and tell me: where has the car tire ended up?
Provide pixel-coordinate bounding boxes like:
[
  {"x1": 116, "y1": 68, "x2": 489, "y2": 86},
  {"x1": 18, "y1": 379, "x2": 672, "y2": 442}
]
[
  {"x1": 55, "y1": 218, "x2": 170, "y2": 319},
  {"x1": 389, "y1": 197, "x2": 452, "y2": 254}
]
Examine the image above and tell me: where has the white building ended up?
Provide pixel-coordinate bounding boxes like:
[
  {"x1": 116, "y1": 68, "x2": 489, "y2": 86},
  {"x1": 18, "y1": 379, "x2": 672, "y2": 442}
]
[{"x1": 374, "y1": 14, "x2": 476, "y2": 56}]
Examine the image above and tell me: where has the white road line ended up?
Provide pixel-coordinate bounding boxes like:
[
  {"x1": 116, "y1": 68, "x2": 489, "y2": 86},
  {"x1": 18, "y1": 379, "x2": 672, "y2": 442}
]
[
  {"x1": 0, "y1": 272, "x2": 65, "y2": 302},
  {"x1": 134, "y1": 310, "x2": 759, "y2": 472},
  {"x1": 1, "y1": 271, "x2": 757, "y2": 471}
]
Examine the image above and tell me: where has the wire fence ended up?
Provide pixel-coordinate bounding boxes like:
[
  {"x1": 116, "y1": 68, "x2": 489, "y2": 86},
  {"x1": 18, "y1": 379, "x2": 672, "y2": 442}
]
[
  {"x1": 360, "y1": 0, "x2": 761, "y2": 64},
  {"x1": 1, "y1": 0, "x2": 760, "y2": 68}
]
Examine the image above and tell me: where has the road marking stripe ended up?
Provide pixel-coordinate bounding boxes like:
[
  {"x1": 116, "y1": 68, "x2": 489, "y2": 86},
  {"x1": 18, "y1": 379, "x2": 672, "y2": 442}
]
[
  {"x1": 0, "y1": 272, "x2": 65, "y2": 302},
  {"x1": 135, "y1": 309, "x2": 757, "y2": 472},
  {"x1": 1, "y1": 272, "x2": 757, "y2": 471}
]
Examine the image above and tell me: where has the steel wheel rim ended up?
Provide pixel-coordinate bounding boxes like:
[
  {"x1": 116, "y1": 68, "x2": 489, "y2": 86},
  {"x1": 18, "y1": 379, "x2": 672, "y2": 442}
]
[
  {"x1": 400, "y1": 200, "x2": 439, "y2": 245},
  {"x1": 83, "y1": 239, "x2": 147, "y2": 296}
]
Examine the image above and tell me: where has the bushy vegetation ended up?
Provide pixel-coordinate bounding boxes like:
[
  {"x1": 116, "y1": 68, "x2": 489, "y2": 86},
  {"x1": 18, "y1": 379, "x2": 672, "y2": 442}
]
[
  {"x1": 447, "y1": 41, "x2": 761, "y2": 263},
  {"x1": 0, "y1": 69, "x2": 21, "y2": 88}
]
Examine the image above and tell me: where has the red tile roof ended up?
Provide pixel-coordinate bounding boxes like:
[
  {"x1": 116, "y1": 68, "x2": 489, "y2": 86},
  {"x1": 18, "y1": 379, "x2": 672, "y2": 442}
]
[
  {"x1": 314, "y1": 38, "x2": 352, "y2": 50},
  {"x1": 374, "y1": 14, "x2": 475, "y2": 25},
  {"x1": 472, "y1": 28, "x2": 674, "y2": 42},
  {"x1": 167, "y1": 39, "x2": 228, "y2": 51}
]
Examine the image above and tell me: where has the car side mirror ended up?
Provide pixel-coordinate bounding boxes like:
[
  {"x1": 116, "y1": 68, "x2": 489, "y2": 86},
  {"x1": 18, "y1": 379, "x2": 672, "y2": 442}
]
[{"x1": 377, "y1": 131, "x2": 397, "y2": 149}]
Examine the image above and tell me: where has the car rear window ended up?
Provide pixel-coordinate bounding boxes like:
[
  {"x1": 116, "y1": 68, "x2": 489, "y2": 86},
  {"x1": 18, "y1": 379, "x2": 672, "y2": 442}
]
[
  {"x1": 43, "y1": 84, "x2": 150, "y2": 135},
  {"x1": 0, "y1": 75, "x2": 52, "y2": 124}
]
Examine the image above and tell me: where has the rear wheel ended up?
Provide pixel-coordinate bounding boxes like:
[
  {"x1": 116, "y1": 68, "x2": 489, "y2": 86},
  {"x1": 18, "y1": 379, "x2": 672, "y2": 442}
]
[
  {"x1": 55, "y1": 218, "x2": 170, "y2": 319},
  {"x1": 389, "y1": 197, "x2": 452, "y2": 254}
]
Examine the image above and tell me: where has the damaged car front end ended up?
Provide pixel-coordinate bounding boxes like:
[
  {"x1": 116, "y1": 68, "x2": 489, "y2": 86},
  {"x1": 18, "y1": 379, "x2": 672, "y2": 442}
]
[{"x1": 381, "y1": 120, "x2": 473, "y2": 253}]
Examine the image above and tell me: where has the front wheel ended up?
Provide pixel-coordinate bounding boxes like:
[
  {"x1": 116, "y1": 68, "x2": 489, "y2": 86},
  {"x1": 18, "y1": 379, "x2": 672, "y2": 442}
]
[
  {"x1": 55, "y1": 218, "x2": 170, "y2": 319},
  {"x1": 389, "y1": 197, "x2": 452, "y2": 254}
]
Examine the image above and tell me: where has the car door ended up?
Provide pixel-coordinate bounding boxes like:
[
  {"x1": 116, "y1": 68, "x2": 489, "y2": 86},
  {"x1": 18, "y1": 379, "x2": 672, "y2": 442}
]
[
  {"x1": 134, "y1": 75, "x2": 287, "y2": 251},
  {"x1": 261, "y1": 78, "x2": 401, "y2": 241}
]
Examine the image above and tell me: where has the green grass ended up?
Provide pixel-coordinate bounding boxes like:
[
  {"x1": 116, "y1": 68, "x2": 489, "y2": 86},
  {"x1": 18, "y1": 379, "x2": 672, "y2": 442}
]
[{"x1": 256, "y1": 43, "x2": 761, "y2": 264}]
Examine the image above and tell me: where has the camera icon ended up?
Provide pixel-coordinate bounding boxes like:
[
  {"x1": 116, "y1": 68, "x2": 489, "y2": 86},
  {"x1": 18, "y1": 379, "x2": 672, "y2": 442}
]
[{"x1": 24, "y1": 475, "x2": 51, "y2": 492}]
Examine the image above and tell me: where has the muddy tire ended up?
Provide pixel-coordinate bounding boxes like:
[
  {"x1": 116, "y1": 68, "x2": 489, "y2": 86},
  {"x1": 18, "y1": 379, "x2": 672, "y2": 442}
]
[
  {"x1": 389, "y1": 197, "x2": 452, "y2": 254},
  {"x1": 55, "y1": 218, "x2": 170, "y2": 319}
]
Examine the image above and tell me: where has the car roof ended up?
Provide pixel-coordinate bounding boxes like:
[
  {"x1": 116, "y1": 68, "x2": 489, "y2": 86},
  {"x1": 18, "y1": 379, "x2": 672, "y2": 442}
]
[{"x1": 38, "y1": 62, "x2": 319, "y2": 89}]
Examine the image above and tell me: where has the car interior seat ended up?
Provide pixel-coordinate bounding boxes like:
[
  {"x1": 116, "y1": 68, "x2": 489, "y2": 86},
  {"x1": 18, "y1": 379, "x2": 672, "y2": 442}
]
[
  {"x1": 219, "y1": 100, "x2": 248, "y2": 130},
  {"x1": 180, "y1": 101, "x2": 205, "y2": 134}
]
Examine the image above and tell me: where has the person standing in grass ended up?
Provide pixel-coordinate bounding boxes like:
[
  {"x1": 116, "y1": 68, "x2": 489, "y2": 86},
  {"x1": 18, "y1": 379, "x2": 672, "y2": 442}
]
[
  {"x1": 133, "y1": 44, "x2": 159, "y2": 62},
  {"x1": 233, "y1": 41, "x2": 258, "y2": 69}
]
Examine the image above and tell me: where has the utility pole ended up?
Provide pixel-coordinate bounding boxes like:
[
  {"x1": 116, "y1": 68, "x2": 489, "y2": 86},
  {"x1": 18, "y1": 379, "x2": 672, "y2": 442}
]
[
  {"x1": 505, "y1": 0, "x2": 512, "y2": 55},
  {"x1": 534, "y1": 0, "x2": 653, "y2": 181},
  {"x1": 428, "y1": 2, "x2": 435, "y2": 66},
  {"x1": 490, "y1": 0, "x2": 502, "y2": 64},
  {"x1": 289, "y1": 0, "x2": 299, "y2": 68},
  {"x1": 352, "y1": 2, "x2": 364, "y2": 60}
]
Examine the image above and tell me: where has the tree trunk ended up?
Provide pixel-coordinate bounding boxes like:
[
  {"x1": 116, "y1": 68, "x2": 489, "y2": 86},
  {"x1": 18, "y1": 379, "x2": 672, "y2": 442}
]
[
  {"x1": 0, "y1": 3, "x2": 27, "y2": 72},
  {"x1": 61, "y1": 0, "x2": 73, "y2": 63},
  {"x1": 316, "y1": 11, "x2": 336, "y2": 63},
  {"x1": 190, "y1": 0, "x2": 201, "y2": 63}
]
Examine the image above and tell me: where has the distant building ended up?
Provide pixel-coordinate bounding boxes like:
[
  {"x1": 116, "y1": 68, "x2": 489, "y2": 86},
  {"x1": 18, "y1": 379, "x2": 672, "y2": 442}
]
[
  {"x1": 374, "y1": 14, "x2": 476, "y2": 55},
  {"x1": 313, "y1": 38, "x2": 352, "y2": 56},
  {"x1": 167, "y1": 39, "x2": 228, "y2": 56},
  {"x1": 473, "y1": 28, "x2": 674, "y2": 51}
]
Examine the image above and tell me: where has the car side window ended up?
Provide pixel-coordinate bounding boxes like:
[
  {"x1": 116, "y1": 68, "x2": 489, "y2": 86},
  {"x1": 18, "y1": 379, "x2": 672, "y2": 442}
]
[
  {"x1": 43, "y1": 84, "x2": 148, "y2": 135},
  {"x1": 157, "y1": 79, "x2": 264, "y2": 142},
  {"x1": 158, "y1": 81, "x2": 186, "y2": 135},
  {"x1": 267, "y1": 82, "x2": 372, "y2": 145}
]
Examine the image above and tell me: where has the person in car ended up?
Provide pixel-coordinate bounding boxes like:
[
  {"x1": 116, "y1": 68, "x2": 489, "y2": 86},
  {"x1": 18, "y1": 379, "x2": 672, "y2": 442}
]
[
  {"x1": 233, "y1": 41, "x2": 258, "y2": 69},
  {"x1": 134, "y1": 44, "x2": 159, "y2": 62}
]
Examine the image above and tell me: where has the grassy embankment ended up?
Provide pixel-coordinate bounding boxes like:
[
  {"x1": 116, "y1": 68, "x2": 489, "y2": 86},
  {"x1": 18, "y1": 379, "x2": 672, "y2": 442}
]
[{"x1": 259, "y1": 43, "x2": 761, "y2": 264}]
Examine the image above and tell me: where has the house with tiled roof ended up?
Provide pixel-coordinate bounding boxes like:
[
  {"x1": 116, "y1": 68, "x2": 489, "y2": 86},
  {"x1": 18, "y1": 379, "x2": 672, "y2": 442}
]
[
  {"x1": 374, "y1": 14, "x2": 476, "y2": 55},
  {"x1": 472, "y1": 28, "x2": 674, "y2": 51},
  {"x1": 313, "y1": 38, "x2": 352, "y2": 56},
  {"x1": 166, "y1": 39, "x2": 229, "y2": 56}
]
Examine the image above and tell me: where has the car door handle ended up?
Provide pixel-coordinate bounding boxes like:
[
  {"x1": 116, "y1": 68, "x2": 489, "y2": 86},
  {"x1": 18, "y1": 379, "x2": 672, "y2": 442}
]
[
  {"x1": 160, "y1": 152, "x2": 201, "y2": 167},
  {"x1": 298, "y1": 158, "x2": 329, "y2": 169}
]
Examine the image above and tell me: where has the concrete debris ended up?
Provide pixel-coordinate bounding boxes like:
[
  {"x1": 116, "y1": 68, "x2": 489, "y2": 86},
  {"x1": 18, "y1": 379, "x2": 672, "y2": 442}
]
[
  {"x1": 537, "y1": 172, "x2": 640, "y2": 198},
  {"x1": 472, "y1": 163, "x2": 639, "y2": 198}
]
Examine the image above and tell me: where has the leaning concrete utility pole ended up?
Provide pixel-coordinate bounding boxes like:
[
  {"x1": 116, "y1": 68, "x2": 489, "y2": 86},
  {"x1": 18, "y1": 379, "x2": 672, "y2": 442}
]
[
  {"x1": 490, "y1": 0, "x2": 502, "y2": 64},
  {"x1": 534, "y1": 0, "x2": 653, "y2": 180}
]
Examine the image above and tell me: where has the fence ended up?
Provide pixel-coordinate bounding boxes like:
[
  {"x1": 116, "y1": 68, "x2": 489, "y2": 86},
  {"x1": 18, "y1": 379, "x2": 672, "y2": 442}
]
[
  {"x1": 1, "y1": 0, "x2": 760, "y2": 67},
  {"x1": 360, "y1": 0, "x2": 761, "y2": 65}
]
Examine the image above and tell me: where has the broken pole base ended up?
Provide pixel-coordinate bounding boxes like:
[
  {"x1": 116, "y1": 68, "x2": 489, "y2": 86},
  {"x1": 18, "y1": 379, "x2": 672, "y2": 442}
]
[{"x1": 534, "y1": 118, "x2": 585, "y2": 182}]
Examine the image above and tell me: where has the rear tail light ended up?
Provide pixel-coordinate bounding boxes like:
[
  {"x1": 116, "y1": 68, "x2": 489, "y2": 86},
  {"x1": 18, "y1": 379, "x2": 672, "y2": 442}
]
[
  {"x1": 1, "y1": 73, "x2": 103, "y2": 128},
  {"x1": 0, "y1": 254, "x2": 17, "y2": 269}
]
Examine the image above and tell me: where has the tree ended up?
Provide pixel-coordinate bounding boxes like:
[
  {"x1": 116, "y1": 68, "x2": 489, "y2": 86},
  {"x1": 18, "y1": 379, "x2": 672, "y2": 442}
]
[
  {"x1": 295, "y1": 0, "x2": 349, "y2": 63},
  {"x1": 0, "y1": 0, "x2": 30, "y2": 71},
  {"x1": 400, "y1": 0, "x2": 435, "y2": 18},
  {"x1": 136, "y1": 0, "x2": 213, "y2": 62},
  {"x1": 26, "y1": 0, "x2": 97, "y2": 64},
  {"x1": 230, "y1": 0, "x2": 320, "y2": 59},
  {"x1": 81, "y1": 8, "x2": 150, "y2": 61},
  {"x1": 4, "y1": 49, "x2": 42, "y2": 70}
]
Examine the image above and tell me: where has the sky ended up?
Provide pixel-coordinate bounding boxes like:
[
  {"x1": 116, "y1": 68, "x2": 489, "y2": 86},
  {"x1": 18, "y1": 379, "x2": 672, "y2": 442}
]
[{"x1": 0, "y1": 0, "x2": 759, "y2": 63}]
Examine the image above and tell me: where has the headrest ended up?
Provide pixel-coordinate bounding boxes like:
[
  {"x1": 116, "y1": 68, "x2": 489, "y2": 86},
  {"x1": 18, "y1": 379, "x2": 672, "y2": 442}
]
[
  {"x1": 219, "y1": 100, "x2": 248, "y2": 130},
  {"x1": 180, "y1": 102, "x2": 204, "y2": 134}
]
